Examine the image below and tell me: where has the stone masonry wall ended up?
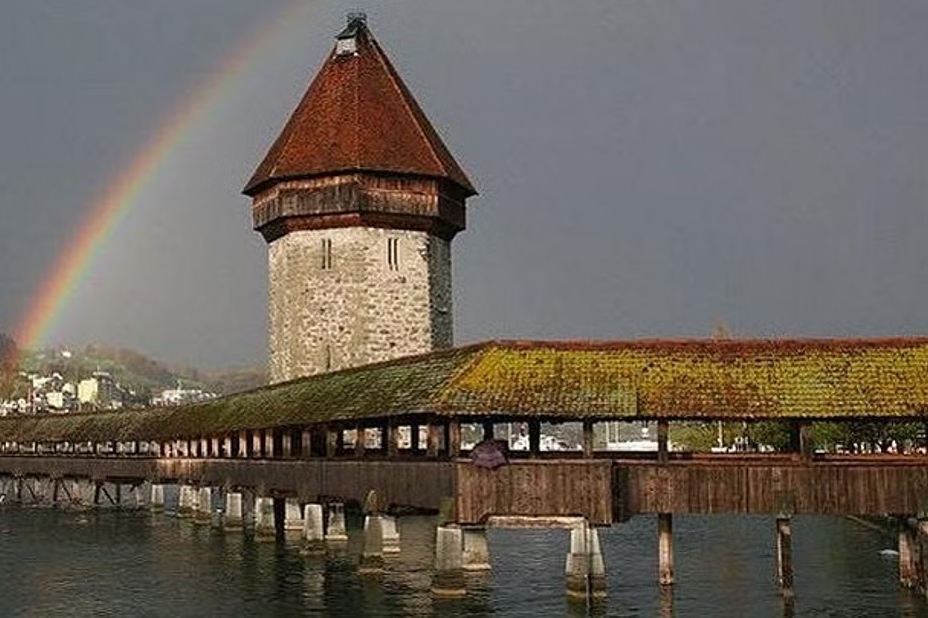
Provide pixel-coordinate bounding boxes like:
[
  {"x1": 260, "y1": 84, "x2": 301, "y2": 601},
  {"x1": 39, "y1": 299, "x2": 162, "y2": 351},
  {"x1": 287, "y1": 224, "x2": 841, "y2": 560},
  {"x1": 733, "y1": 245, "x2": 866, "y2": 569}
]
[{"x1": 268, "y1": 227, "x2": 452, "y2": 383}]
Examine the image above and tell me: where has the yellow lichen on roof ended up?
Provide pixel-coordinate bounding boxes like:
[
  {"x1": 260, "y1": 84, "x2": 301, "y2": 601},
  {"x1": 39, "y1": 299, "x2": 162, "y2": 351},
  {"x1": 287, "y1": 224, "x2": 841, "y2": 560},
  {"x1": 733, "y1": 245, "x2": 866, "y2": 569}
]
[{"x1": 440, "y1": 341, "x2": 928, "y2": 419}]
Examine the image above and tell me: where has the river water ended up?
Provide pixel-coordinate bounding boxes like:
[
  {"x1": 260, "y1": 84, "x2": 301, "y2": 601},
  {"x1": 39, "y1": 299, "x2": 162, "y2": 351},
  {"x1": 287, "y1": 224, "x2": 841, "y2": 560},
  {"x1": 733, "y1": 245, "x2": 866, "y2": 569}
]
[{"x1": 0, "y1": 506, "x2": 923, "y2": 617}]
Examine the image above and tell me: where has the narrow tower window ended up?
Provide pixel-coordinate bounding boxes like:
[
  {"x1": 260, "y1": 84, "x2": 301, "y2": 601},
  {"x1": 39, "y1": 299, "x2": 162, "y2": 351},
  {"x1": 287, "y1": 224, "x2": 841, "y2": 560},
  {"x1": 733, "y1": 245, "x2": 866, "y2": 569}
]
[
  {"x1": 321, "y1": 238, "x2": 333, "y2": 270},
  {"x1": 387, "y1": 238, "x2": 399, "y2": 270}
]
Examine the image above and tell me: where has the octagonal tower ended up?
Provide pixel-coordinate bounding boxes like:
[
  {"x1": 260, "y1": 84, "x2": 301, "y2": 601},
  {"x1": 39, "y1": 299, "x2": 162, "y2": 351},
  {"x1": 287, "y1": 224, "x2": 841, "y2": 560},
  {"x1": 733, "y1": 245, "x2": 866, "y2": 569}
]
[{"x1": 244, "y1": 15, "x2": 476, "y2": 383}]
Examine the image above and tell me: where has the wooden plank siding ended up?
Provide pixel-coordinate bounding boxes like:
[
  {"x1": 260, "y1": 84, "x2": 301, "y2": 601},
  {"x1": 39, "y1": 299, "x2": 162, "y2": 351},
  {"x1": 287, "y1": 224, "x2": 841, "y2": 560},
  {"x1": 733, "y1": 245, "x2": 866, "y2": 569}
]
[
  {"x1": 0, "y1": 457, "x2": 453, "y2": 511},
  {"x1": 619, "y1": 459, "x2": 928, "y2": 516},
  {"x1": 455, "y1": 460, "x2": 614, "y2": 525}
]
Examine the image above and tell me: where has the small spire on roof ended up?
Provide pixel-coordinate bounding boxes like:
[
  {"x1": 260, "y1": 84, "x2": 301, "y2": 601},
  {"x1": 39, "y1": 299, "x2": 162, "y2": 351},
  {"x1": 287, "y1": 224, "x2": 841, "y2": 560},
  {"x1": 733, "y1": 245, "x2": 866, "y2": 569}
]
[{"x1": 335, "y1": 12, "x2": 367, "y2": 56}]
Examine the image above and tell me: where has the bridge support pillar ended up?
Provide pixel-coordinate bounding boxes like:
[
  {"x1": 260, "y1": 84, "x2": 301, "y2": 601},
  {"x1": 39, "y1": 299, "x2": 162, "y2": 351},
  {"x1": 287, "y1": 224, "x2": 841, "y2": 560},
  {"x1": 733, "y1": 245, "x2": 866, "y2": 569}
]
[
  {"x1": 223, "y1": 492, "x2": 244, "y2": 531},
  {"x1": 325, "y1": 503, "x2": 348, "y2": 543},
  {"x1": 431, "y1": 525, "x2": 465, "y2": 596},
  {"x1": 255, "y1": 497, "x2": 275, "y2": 541},
  {"x1": 382, "y1": 516, "x2": 400, "y2": 554},
  {"x1": 776, "y1": 517, "x2": 794, "y2": 597},
  {"x1": 150, "y1": 484, "x2": 165, "y2": 513},
  {"x1": 358, "y1": 515, "x2": 385, "y2": 574},
  {"x1": 177, "y1": 485, "x2": 195, "y2": 518},
  {"x1": 72, "y1": 479, "x2": 94, "y2": 507},
  {"x1": 899, "y1": 517, "x2": 919, "y2": 589},
  {"x1": 462, "y1": 527, "x2": 491, "y2": 571},
  {"x1": 194, "y1": 487, "x2": 212, "y2": 526},
  {"x1": 565, "y1": 522, "x2": 607, "y2": 601},
  {"x1": 284, "y1": 498, "x2": 303, "y2": 537},
  {"x1": 301, "y1": 504, "x2": 325, "y2": 555},
  {"x1": 658, "y1": 513, "x2": 674, "y2": 585}
]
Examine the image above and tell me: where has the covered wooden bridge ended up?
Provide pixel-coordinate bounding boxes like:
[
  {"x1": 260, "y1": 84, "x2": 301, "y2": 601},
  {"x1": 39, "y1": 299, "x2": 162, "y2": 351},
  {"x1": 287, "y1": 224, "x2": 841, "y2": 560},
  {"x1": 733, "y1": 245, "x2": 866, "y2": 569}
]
[{"x1": 1, "y1": 338, "x2": 927, "y2": 522}]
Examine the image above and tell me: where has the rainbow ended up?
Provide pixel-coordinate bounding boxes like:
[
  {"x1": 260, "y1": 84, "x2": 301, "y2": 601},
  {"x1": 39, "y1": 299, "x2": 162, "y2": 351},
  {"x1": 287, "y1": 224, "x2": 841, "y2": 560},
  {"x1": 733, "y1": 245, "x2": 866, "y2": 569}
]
[{"x1": 5, "y1": 1, "x2": 319, "y2": 365}]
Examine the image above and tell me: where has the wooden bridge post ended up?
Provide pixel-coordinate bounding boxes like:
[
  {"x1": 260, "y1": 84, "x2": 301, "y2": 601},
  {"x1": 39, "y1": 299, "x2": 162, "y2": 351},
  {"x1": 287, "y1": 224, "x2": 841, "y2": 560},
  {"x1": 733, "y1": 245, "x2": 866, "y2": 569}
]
[
  {"x1": 355, "y1": 425, "x2": 367, "y2": 458},
  {"x1": 263, "y1": 430, "x2": 275, "y2": 459},
  {"x1": 916, "y1": 514, "x2": 928, "y2": 594},
  {"x1": 658, "y1": 513, "x2": 674, "y2": 585},
  {"x1": 325, "y1": 426, "x2": 338, "y2": 458},
  {"x1": 448, "y1": 419, "x2": 462, "y2": 458},
  {"x1": 251, "y1": 431, "x2": 262, "y2": 458},
  {"x1": 427, "y1": 419, "x2": 441, "y2": 458},
  {"x1": 481, "y1": 421, "x2": 494, "y2": 441},
  {"x1": 776, "y1": 516, "x2": 794, "y2": 597},
  {"x1": 301, "y1": 428, "x2": 313, "y2": 458},
  {"x1": 899, "y1": 517, "x2": 919, "y2": 589},
  {"x1": 582, "y1": 420, "x2": 594, "y2": 458},
  {"x1": 528, "y1": 420, "x2": 541, "y2": 457},
  {"x1": 657, "y1": 420, "x2": 669, "y2": 464},
  {"x1": 280, "y1": 430, "x2": 292, "y2": 459},
  {"x1": 409, "y1": 422, "x2": 420, "y2": 452},
  {"x1": 384, "y1": 420, "x2": 399, "y2": 458}
]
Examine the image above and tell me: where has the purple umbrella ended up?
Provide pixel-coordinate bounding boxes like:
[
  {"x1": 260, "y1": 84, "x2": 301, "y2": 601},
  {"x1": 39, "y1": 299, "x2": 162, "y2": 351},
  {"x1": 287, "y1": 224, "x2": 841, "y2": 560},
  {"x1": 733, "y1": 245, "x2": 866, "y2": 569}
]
[{"x1": 471, "y1": 439, "x2": 508, "y2": 469}]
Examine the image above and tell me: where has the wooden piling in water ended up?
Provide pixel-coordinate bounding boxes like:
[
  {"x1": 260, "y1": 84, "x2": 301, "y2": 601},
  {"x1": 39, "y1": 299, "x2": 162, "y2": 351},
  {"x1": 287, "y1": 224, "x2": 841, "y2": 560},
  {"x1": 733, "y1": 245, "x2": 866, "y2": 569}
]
[
  {"x1": 658, "y1": 513, "x2": 674, "y2": 585},
  {"x1": 898, "y1": 517, "x2": 919, "y2": 589},
  {"x1": 776, "y1": 517, "x2": 794, "y2": 598}
]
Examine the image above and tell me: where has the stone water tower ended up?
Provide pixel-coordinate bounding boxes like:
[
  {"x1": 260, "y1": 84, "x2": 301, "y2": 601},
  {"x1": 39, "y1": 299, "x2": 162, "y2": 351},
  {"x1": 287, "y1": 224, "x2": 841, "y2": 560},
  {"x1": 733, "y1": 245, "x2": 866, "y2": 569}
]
[{"x1": 243, "y1": 14, "x2": 476, "y2": 383}]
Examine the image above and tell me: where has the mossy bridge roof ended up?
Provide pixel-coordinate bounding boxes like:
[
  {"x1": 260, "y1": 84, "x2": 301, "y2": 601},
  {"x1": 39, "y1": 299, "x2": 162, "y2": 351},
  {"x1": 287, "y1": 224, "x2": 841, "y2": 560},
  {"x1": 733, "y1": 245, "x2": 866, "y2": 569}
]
[{"x1": 2, "y1": 338, "x2": 928, "y2": 443}]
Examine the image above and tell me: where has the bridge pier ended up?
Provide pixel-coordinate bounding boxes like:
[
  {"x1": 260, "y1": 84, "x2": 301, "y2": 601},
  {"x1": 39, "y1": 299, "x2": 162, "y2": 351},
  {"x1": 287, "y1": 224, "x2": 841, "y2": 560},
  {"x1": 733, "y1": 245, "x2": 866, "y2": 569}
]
[
  {"x1": 382, "y1": 515, "x2": 400, "y2": 554},
  {"x1": 224, "y1": 492, "x2": 244, "y2": 531},
  {"x1": 358, "y1": 514, "x2": 385, "y2": 574},
  {"x1": 150, "y1": 484, "x2": 165, "y2": 513},
  {"x1": 255, "y1": 496, "x2": 275, "y2": 540},
  {"x1": 776, "y1": 516, "x2": 794, "y2": 598},
  {"x1": 194, "y1": 487, "x2": 212, "y2": 526},
  {"x1": 325, "y1": 503, "x2": 348, "y2": 543},
  {"x1": 301, "y1": 503, "x2": 325, "y2": 555},
  {"x1": 431, "y1": 525, "x2": 465, "y2": 596},
  {"x1": 177, "y1": 484, "x2": 195, "y2": 518},
  {"x1": 462, "y1": 527, "x2": 491, "y2": 572},
  {"x1": 565, "y1": 522, "x2": 606, "y2": 602},
  {"x1": 284, "y1": 498, "x2": 303, "y2": 537}
]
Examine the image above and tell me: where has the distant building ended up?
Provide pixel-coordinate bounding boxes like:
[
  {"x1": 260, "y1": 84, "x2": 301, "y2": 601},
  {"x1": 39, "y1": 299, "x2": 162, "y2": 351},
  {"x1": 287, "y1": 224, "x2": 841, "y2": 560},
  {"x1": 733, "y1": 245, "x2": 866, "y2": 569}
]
[
  {"x1": 153, "y1": 385, "x2": 217, "y2": 407},
  {"x1": 77, "y1": 372, "x2": 122, "y2": 410}
]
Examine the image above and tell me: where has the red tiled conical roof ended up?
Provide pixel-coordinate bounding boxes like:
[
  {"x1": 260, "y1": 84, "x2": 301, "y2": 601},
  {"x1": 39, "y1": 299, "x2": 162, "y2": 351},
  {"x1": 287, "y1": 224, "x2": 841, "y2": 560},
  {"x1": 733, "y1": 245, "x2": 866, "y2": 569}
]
[{"x1": 243, "y1": 18, "x2": 476, "y2": 197}]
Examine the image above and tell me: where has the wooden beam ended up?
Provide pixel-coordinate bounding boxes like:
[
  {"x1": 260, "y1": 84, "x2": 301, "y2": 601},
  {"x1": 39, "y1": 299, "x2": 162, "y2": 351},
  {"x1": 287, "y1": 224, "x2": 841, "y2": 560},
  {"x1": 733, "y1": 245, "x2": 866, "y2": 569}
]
[
  {"x1": 657, "y1": 421, "x2": 669, "y2": 464},
  {"x1": 384, "y1": 421, "x2": 399, "y2": 458},
  {"x1": 528, "y1": 420, "x2": 541, "y2": 457},
  {"x1": 582, "y1": 420, "x2": 594, "y2": 459},
  {"x1": 448, "y1": 419, "x2": 462, "y2": 459},
  {"x1": 326, "y1": 425, "x2": 339, "y2": 458},
  {"x1": 301, "y1": 428, "x2": 313, "y2": 458},
  {"x1": 355, "y1": 425, "x2": 366, "y2": 458},
  {"x1": 410, "y1": 423, "x2": 420, "y2": 452},
  {"x1": 427, "y1": 420, "x2": 441, "y2": 458},
  {"x1": 482, "y1": 421, "x2": 494, "y2": 441}
]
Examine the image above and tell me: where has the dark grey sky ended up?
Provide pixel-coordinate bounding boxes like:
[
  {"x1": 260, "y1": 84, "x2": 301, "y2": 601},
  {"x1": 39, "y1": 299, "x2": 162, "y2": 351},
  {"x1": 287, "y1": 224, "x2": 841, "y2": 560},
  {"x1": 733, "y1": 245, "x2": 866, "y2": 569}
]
[{"x1": 1, "y1": 1, "x2": 926, "y2": 368}]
